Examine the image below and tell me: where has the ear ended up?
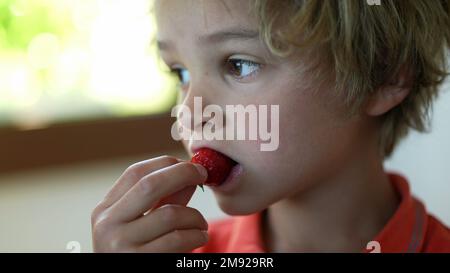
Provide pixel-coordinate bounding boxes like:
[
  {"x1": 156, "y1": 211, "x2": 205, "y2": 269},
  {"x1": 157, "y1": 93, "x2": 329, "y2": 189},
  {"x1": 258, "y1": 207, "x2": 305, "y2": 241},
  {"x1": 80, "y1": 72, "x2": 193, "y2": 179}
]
[{"x1": 365, "y1": 67, "x2": 412, "y2": 116}]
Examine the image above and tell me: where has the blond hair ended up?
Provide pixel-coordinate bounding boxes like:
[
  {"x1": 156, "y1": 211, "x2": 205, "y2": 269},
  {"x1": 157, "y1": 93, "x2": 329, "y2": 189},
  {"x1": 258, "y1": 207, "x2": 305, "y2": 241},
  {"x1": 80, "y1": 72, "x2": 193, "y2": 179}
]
[{"x1": 253, "y1": 0, "x2": 450, "y2": 158}]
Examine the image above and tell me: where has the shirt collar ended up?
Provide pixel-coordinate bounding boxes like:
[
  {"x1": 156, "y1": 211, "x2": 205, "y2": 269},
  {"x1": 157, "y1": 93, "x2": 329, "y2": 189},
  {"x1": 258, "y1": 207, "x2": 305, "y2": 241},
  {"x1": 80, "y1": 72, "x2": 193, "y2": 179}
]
[
  {"x1": 367, "y1": 172, "x2": 427, "y2": 253},
  {"x1": 228, "y1": 211, "x2": 266, "y2": 252}
]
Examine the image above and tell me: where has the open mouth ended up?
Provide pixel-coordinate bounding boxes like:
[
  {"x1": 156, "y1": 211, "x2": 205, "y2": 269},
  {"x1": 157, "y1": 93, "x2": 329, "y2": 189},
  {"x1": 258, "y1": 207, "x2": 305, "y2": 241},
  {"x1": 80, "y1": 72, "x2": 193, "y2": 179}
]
[{"x1": 190, "y1": 147, "x2": 238, "y2": 187}]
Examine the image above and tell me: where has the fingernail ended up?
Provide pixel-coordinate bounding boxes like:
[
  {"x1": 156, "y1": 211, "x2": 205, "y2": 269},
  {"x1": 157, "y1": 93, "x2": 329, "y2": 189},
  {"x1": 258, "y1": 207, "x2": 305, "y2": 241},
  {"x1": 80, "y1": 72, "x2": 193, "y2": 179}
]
[{"x1": 194, "y1": 164, "x2": 208, "y2": 178}]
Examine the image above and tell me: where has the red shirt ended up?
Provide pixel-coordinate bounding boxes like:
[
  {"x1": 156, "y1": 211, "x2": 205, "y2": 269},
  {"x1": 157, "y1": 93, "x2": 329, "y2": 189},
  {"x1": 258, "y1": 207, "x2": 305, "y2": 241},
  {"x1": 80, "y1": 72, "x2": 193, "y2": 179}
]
[{"x1": 192, "y1": 173, "x2": 450, "y2": 253}]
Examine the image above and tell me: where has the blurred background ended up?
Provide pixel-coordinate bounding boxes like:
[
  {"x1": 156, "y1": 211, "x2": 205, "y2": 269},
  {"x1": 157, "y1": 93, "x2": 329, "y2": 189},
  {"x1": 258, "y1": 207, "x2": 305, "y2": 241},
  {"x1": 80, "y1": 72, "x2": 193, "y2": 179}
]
[{"x1": 0, "y1": 0, "x2": 449, "y2": 252}]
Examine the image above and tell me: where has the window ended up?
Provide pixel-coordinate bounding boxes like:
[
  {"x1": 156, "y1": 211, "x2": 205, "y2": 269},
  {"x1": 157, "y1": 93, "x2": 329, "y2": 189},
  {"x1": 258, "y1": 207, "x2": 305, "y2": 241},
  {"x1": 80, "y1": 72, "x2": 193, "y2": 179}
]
[
  {"x1": 0, "y1": 0, "x2": 181, "y2": 173},
  {"x1": 0, "y1": 0, "x2": 176, "y2": 128}
]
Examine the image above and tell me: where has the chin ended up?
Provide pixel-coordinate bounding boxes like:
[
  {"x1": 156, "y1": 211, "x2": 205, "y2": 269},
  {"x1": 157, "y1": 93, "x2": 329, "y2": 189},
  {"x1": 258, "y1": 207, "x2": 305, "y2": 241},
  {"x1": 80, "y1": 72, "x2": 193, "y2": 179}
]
[{"x1": 215, "y1": 195, "x2": 266, "y2": 216}]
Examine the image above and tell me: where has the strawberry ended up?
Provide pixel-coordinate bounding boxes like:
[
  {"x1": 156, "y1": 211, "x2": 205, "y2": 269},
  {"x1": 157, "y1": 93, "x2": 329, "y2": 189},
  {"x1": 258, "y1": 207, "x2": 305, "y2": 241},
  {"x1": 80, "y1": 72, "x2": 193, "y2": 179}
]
[{"x1": 191, "y1": 148, "x2": 237, "y2": 190}]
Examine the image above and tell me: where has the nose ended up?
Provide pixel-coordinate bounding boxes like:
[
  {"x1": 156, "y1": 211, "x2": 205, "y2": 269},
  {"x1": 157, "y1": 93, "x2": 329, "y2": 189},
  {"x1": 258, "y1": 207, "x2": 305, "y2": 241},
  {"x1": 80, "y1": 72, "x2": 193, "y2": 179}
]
[{"x1": 177, "y1": 79, "x2": 212, "y2": 133}]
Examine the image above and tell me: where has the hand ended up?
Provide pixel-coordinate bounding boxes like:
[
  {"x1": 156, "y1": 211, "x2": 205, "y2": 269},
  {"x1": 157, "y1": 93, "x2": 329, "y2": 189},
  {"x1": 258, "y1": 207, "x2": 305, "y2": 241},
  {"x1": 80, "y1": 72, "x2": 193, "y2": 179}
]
[{"x1": 91, "y1": 155, "x2": 209, "y2": 252}]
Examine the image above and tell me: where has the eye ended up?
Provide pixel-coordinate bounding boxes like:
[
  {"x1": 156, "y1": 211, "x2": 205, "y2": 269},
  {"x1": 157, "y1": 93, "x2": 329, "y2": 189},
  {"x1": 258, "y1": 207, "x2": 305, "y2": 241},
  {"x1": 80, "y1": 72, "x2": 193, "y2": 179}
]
[
  {"x1": 170, "y1": 66, "x2": 190, "y2": 88},
  {"x1": 226, "y1": 58, "x2": 262, "y2": 80}
]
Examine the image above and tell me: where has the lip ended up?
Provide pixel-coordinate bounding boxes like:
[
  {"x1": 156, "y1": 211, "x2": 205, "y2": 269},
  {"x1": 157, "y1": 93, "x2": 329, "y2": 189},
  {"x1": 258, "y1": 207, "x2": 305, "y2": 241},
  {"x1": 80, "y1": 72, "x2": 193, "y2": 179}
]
[{"x1": 208, "y1": 163, "x2": 244, "y2": 193}]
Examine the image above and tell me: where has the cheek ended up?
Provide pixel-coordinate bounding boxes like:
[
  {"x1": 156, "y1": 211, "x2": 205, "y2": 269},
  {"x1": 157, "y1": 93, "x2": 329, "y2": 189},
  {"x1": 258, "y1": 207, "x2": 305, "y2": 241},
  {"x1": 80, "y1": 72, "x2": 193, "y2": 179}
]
[
  {"x1": 248, "y1": 87, "x2": 345, "y2": 186},
  {"x1": 277, "y1": 90, "x2": 326, "y2": 159}
]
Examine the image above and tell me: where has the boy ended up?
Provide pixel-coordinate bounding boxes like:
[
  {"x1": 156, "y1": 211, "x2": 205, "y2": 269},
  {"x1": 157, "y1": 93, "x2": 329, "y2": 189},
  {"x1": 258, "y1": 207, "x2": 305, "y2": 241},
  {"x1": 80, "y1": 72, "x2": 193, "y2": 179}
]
[{"x1": 91, "y1": 0, "x2": 450, "y2": 252}]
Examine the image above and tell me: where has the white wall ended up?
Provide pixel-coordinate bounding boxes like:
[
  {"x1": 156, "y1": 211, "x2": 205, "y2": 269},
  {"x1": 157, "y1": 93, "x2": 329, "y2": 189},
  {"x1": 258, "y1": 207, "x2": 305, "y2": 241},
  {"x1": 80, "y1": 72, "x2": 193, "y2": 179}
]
[{"x1": 384, "y1": 79, "x2": 450, "y2": 225}]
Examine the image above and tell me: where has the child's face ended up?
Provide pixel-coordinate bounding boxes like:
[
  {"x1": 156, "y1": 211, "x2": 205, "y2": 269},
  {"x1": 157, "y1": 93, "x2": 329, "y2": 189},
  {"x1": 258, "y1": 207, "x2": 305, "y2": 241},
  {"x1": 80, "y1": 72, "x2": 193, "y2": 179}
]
[{"x1": 155, "y1": 0, "x2": 372, "y2": 215}]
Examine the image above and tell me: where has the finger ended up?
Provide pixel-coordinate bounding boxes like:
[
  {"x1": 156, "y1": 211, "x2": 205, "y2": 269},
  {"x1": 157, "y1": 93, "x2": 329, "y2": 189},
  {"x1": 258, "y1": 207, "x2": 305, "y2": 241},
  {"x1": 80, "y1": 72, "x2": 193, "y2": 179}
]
[
  {"x1": 125, "y1": 205, "x2": 208, "y2": 244},
  {"x1": 109, "y1": 162, "x2": 207, "y2": 222},
  {"x1": 101, "y1": 156, "x2": 180, "y2": 208},
  {"x1": 136, "y1": 229, "x2": 209, "y2": 253},
  {"x1": 151, "y1": 185, "x2": 197, "y2": 211}
]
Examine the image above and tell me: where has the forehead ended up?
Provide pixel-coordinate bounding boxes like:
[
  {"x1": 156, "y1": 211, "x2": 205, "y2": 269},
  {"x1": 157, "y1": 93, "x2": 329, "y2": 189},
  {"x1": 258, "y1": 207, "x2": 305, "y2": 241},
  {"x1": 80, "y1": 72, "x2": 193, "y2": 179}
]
[{"x1": 154, "y1": 0, "x2": 258, "y2": 40}]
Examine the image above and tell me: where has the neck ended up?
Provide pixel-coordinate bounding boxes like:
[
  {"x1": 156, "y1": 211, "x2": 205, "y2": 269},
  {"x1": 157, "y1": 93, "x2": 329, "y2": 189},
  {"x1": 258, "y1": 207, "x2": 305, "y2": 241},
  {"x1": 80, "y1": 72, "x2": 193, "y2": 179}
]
[{"x1": 263, "y1": 145, "x2": 399, "y2": 252}]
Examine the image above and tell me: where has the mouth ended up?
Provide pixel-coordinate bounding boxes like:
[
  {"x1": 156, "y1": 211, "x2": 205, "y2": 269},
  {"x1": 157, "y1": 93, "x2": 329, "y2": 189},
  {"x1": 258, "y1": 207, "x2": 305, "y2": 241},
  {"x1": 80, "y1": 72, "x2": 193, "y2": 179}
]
[
  {"x1": 191, "y1": 146, "x2": 236, "y2": 161},
  {"x1": 190, "y1": 147, "x2": 239, "y2": 187}
]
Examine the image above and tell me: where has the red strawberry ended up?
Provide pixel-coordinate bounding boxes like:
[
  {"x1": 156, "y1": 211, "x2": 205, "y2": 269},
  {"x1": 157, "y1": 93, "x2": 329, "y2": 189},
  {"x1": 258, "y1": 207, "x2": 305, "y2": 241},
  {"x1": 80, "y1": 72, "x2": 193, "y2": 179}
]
[{"x1": 191, "y1": 148, "x2": 237, "y2": 189}]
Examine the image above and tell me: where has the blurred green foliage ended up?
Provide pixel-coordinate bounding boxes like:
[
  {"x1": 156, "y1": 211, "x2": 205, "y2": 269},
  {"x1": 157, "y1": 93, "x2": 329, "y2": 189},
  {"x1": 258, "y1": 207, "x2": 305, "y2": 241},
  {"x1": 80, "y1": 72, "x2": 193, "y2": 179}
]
[
  {"x1": 0, "y1": 0, "x2": 177, "y2": 127},
  {"x1": 0, "y1": 0, "x2": 72, "y2": 50}
]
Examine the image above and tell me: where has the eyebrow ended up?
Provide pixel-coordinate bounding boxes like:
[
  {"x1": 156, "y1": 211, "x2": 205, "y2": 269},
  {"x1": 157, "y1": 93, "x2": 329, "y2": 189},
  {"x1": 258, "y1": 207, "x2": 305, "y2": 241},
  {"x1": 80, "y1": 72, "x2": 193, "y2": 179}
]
[{"x1": 157, "y1": 28, "x2": 260, "y2": 51}]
